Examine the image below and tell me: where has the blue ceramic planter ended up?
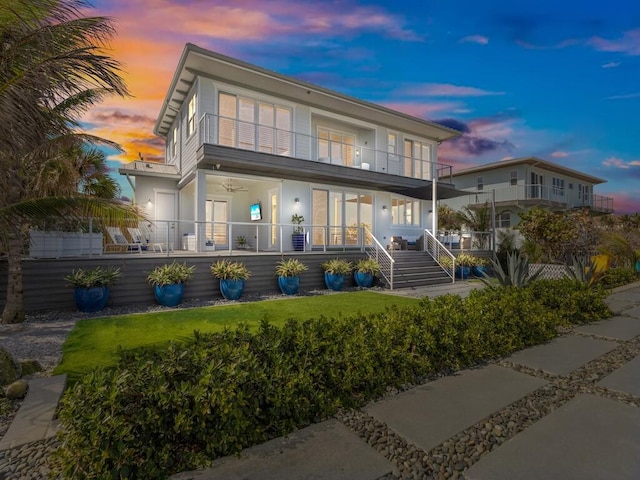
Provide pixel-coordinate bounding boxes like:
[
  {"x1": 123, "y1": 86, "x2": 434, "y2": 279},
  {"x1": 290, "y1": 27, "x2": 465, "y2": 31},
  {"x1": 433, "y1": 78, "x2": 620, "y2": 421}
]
[
  {"x1": 220, "y1": 279, "x2": 245, "y2": 300},
  {"x1": 472, "y1": 265, "x2": 487, "y2": 277},
  {"x1": 455, "y1": 266, "x2": 470, "y2": 279},
  {"x1": 291, "y1": 234, "x2": 305, "y2": 251},
  {"x1": 74, "y1": 286, "x2": 110, "y2": 312},
  {"x1": 324, "y1": 272, "x2": 345, "y2": 291},
  {"x1": 278, "y1": 276, "x2": 300, "y2": 295},
  {"x1": 354, "y1": 271, "x2": 374, "y2": 288},
  {"x1": 154, "y1": 283, "x2": 184, "y2": 307}
]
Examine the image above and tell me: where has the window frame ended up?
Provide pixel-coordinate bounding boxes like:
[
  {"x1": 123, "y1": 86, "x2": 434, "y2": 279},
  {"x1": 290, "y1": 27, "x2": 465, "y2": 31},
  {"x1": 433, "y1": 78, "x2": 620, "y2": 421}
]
[{"x1": 187, "y1": 94, "x2": 197, "y2": 137}]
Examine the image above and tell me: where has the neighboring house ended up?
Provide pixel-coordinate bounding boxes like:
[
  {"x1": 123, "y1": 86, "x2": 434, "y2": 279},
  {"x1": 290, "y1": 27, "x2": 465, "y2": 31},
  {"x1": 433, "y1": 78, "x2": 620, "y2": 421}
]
[
  {"x1": 119, "y1": 43, "x2": 464, "y2": 253},
  {"x1": 443, "y1": 157, "x2": 614, "y2": 231}
]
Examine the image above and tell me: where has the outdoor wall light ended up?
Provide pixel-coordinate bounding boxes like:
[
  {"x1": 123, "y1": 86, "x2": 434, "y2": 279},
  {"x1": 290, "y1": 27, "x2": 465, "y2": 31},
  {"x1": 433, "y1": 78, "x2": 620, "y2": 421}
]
[
  {"x1": 294, "y1": 197, "x2": 300, "y2": 204},
  {"x1": 382, "y1": 205, "x2": 387, "y2": 211},
  {"x1": 147, "y1": 199, "x2": 153, "y2": 208}
]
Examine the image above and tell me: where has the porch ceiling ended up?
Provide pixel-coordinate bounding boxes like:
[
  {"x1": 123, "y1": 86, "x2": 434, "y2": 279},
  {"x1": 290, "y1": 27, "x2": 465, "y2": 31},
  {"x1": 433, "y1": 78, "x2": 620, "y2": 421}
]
[{"x1": 198, "y1": 144, "x2": 467, "y2": 200}]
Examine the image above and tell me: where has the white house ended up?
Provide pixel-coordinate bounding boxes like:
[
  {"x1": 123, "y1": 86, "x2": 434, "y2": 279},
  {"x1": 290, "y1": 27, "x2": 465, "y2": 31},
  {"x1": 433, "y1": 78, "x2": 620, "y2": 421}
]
[
  {"x1": 119, "y1": 43, "x2": 465, "y2": 254},
  {"x1": 442, "y1": 156, "x2": 614, "y2": 229}
]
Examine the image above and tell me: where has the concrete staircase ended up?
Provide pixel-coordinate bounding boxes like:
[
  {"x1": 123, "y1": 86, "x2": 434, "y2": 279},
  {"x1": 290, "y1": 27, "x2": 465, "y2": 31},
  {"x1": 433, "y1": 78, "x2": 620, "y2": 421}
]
[{"x1": 388, "y1": 251, "x2": 453, "y2": 289}]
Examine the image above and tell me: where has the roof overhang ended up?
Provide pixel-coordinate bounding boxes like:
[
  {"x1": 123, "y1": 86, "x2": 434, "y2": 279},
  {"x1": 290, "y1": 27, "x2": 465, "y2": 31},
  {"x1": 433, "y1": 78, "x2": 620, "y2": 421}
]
[
  {"x1": 118, "y1": 161, "x2": 181, "y2": 179},
  {"x1": 198, "y1": 144, "x2": 466, "y2": 201},
  {"x1": 452, "y1": 156, "x2": 606, "y2": 185},
  {"x1": 154, "y1": 44, "x2": 461, "y2": 143}
]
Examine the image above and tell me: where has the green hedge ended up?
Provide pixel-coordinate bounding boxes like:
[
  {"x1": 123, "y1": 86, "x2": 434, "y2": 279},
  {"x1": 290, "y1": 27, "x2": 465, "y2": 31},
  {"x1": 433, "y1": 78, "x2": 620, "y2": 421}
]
[{"x1": 52, "y1": 281, "x2": 611, "y2": 479}]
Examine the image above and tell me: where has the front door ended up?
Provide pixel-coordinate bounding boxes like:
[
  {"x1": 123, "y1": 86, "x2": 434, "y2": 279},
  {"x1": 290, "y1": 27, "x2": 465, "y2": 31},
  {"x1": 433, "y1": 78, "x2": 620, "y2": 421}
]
[
  {"x1": 155, "y1": 191, "x2": 177, "y2": 248},
  {"x1": 206, "y1": 199, "x2": 229, "y2": 247}
]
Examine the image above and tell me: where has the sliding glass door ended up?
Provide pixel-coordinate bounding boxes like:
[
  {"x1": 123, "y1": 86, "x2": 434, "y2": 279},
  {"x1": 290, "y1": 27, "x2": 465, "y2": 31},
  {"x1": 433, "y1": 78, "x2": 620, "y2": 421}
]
[{"x1": 312, "y1": 189, "x2": 373, "y2": 248}]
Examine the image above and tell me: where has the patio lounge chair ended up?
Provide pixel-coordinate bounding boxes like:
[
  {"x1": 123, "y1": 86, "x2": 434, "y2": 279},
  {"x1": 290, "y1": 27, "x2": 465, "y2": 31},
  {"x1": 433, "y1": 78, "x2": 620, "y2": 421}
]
[
  {"x1": 105, "y1": 226, "x2": 144, "y2": 253},
  {"x1": 129, "y1": 224, "x2": 173, "y2": 253}
]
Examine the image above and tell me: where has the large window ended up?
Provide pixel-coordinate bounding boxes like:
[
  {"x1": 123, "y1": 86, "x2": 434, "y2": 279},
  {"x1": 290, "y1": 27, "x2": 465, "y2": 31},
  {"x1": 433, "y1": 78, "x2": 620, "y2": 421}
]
[
  {"x1": 477, "y1": 176, "x2": 484, "y2": 191},
  {"x1": 218, "y1": 93, "x2": 292, "y2": 155},
  {"x1": 391, "y1": 196, "x2": 420, "y2": 226},
  {"x1": 187, "y1": 94, "x2": 197, "y2": 137},
  {"x1": 510, "y1": 170, "x2": 518, "y2": 186},
  {"x1": 403, "y1": 139, "x2": 432, "y2": 179},
  {"x1": 312, "y1": 189, "x2": 373, "y2": 247},
  {"x1": 552, "y1": 177, "x2": 565, "y2": 196},
  {"x1": 318, "y1": 128, "x2": 355, "y2": 166}
]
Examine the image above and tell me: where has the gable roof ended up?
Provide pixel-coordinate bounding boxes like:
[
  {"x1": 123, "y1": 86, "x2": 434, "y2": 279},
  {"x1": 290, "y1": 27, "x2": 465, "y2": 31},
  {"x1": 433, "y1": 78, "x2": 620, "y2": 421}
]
[
  {"x1": 451, "y1": 157, "x2": 606, "y2": 184},
  {"x1": 154, "y1": 43, "x2": 461, "y2": 143}
]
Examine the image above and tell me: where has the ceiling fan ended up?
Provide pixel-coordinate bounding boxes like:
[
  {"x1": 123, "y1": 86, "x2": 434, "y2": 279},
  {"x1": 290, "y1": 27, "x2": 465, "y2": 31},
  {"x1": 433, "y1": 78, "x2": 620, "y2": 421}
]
[{"x1": 220, "y1": 178, "x2": 248, "y2": 193}]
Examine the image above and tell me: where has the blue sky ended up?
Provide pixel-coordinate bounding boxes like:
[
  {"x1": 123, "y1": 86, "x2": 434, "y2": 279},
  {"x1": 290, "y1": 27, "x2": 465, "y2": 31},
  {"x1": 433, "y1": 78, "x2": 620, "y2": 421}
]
[{"x1": 88, "y1": 0, "x2": 640, "y2": 213}]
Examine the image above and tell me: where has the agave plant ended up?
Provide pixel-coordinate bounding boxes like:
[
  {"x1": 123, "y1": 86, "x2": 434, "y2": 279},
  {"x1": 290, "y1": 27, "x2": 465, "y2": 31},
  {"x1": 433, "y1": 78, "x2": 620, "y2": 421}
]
[
  {"x1": 480, "y1": 252, "x2": 543, "y2": 288},
  {"x1": 564, "y1": 256, "x2": 602, "y2": 287}
]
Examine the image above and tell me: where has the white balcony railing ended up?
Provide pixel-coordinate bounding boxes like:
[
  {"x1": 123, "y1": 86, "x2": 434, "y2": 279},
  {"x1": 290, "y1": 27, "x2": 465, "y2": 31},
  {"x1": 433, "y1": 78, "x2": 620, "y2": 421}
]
[
  {"x1": 199, "y1": 113, "x2": 453, "y2": 182},
  {"x1": 467, "y1": 185, "x2": 613, "y2": 213}
]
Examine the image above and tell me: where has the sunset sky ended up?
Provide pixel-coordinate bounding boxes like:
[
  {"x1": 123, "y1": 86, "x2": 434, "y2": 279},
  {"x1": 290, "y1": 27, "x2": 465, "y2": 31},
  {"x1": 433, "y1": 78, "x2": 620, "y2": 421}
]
[{"x1": 85, "y1": 0, "x2": 640, "y2": 213}]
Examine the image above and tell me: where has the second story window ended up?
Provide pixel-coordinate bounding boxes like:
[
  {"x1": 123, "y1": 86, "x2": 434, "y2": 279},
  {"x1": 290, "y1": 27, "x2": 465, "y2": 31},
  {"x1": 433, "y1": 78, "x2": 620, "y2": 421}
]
[
  {"x1": 552, "y1": 177, "x2": 565, "y2": 196},
  {"x1": 318, "y1": 128, "x2": 355, "y2": 166},
  {"x1": 171, "y1": 126, "x2": 178, "y2": 157},
  {"x1": 510, "y1": 170, "x2": 518, "y2": 186},
  {"x1": 388, "y1": 133, "x2": 397, "y2": 154},
  {"x1": 218, "y1": 92, "x2": 292, "y2": 155},
  {"x1": 403, "y1": 139, "x2": 432, "y2": 179},
  {"x1": 477, "y1": 176, "x2": 484, "y2": 191},
  {"x1": 187, "y1": 94, "x2": 197, "y2": 137}
]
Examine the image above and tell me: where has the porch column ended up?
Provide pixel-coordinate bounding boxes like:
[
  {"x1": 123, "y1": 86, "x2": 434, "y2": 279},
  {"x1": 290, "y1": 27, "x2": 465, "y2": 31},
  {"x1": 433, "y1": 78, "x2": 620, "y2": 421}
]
[
  {"x1": 194, "y1": 169, "x2": 207, "y2": 253},
  {"x1": 431, "y1": 144, "x2": 438, "y2": 236}
]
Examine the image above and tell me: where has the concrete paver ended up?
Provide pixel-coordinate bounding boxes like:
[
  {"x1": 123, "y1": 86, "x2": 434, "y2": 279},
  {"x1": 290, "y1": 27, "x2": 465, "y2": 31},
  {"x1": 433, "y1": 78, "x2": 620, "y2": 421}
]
[
  {"x1": 365, "y1": 365, "x2": 546, "y2": 452},
  {"x1": 506, "y1": 335, "x2": 618, "y2": 376},
  {"x1": 0, "y1": 375, "x2": 66, "y2": 451},
  {"x1": 575, "y1": 315, "x2": 640, "y2": 341},
  {"x1": 465, "y1": 394, "x2": 640, "y2": 480},
  {"x1": 598, "y1": 355, "x2": 640, "y2": 397},
  {"x1": 169, "y1": 419, "x2": 394, "y2": 480},
  {"x1": 623, "y1": 305, "x2": 640, "y2": 319}
]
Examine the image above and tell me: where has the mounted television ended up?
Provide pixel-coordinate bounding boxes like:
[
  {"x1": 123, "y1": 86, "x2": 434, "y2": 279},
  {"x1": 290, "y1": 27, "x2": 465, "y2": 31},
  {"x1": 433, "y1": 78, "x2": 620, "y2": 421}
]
[{"x1": 250, "y1": 202, "x2": 262, "y2": 221}]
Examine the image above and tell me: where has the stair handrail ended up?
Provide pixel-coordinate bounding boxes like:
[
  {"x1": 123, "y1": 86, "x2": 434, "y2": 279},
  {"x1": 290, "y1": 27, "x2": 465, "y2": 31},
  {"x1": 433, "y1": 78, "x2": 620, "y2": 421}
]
[
  {"x1": 363, "y1": 226, "x2": 395, "y2": 289},
  {"x1": 423, "y1": 229, "x2": 455, "y2": 282}
]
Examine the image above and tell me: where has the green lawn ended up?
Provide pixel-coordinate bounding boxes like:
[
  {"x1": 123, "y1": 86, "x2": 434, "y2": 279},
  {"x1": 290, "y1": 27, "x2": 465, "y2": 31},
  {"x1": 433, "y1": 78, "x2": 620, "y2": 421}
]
[{"x1": 54, "y1": 291, "x2": 420, "y2": 382}]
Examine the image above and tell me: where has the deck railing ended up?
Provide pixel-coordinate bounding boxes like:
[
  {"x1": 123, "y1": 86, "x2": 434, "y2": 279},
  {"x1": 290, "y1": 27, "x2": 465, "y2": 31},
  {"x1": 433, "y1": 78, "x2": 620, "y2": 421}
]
[
  {"x1": 199, "y1": 112, "x2": 453, "y2": 183},
  {"x1": 363, "y1": 226, "x2": 395, "y2": 289},
  {"x1": 465, "y1": 185, "x2": 613, "y2": 213},
  {"x1": 423, "y1": 229, "x2": 455, "y2": 282}
]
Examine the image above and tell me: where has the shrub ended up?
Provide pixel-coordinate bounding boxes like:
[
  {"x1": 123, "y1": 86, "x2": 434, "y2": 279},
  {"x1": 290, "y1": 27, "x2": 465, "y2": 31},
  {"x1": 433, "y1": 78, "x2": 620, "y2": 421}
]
[
  {"x1": 354, "y1": 258, "x2": 381, "y2": 275},
  {"x1": 321, "y1": 258, "x2": 352, "y2": 275},
  {"x1": 52, "y1": 280, "x2": 613, "y2": 479},
  {"x1": 64, "y1": 266, "x2": 121, "y2": 288},
  {"x1": 527, "y1": 279, "x2": 611, "y2": 326},
  {"x1": 480, "y1": 251, "x2": 543, "y2": 288},
  {"x1": 275, "y1": 258, "x2": 308, "y2": 277},
  {"x1": 599, "y1": 267, "x2": 639, "y2": 289}
]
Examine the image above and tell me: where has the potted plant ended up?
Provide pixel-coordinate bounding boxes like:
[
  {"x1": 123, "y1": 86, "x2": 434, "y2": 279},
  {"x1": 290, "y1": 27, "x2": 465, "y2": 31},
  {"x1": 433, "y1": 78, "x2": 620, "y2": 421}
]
[
  {"x1": 291, "y1": 214, "x2": 305, "y2": 251},
  {"x1": 353, "y1": 258, "x2": 380, "y2": 288},
  {"x1": 275, "y1": 257, "x2": 308, "y2": 295},
  {"x1": 471, "y1": 256, "x2": 489, "y2": 277},
  {"x1": 236, "y1": 235, "x2": 248, "y2": 249},
  {"x1": 455, "y1": 253, "x2": 475, "y2": 279},
  {"x1": 64, "y1": 266, "x2": 121, "y2": 312},
  {"x1": 147, "y1": 261, "x2": 196, "y2": 307},
  {"x1": 211, "y1": 259, "x2": 251, "y2": 300},
  {"x1": 321, "y1": 258, "x2": 352, "y2": 291}
]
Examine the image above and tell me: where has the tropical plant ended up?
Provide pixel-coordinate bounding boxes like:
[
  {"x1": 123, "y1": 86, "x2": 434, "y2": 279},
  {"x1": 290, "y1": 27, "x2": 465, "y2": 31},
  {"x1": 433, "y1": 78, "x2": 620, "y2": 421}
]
[
  {"x1": 438, "y1": 256, "x2": 454, "y2": 269},
  {"x1": 210, "y1": 260, "x2": 251, "y2": 280},
  {"x1": 457, "y1": 202, "x2": 492, "y2": 248},
  {"x1": 455, "y1": 253, "x2": 477, "y2": 267},
  {"x1": 437, "y1": 204, "x2": 461, "y2": 232},
  {"x1": 147, "y1": 262, "x2": 196, "y2": 286},
  {"x1": 275, "y1": 258, "x2": 308, "y2": 277},
  {"x1": 480, "y1": 252, "x2": 543, "y2": 288},
  {"x1": 236, "y1": 235, "x2": 248, "y2": 247},
  {"x1": 598, "y1": 232, "x2": 637, "y2": 268},
  {"x1": 0, "y1": 0, "x2": 134, "y2": 323},
  {"x1": 291, "y1": 214, "x2": 305, "y2": 234},
  {"x1": 64, "y1": 267, "x2": 121, "y2": 289},
  {"x1": 354, "y1": 258, "x2": 381, "y2": 275},
  {"x1": 564, "y1": 256, "x2": 602, "y2": 286},
  {"x1": 321, "y1": 258, "x2": 353, "y2": 275}
]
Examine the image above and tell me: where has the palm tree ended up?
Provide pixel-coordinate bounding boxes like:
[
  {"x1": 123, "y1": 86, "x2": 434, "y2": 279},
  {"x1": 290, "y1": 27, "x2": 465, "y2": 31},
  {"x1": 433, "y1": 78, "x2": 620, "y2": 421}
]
[
  {"x1": 0, "y1": 0, "x2": 137, "y2": 323},
  {"x1": 457, "y1": 202, "x2": 492, "y2": 249}
]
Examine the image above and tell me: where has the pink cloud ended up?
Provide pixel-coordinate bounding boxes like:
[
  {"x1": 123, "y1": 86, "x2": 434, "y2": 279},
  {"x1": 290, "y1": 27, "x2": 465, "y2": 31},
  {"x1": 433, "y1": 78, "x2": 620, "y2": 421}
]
[
  {"x1": 552, "y1": 151, "x2": 569, "y2": 158},
  {"x1": 605, "y1": 192, "x2": 640, "y2": 214},
  {"x1": 460, "y1": 35, "x2": 488, "y2": 45},
  {"x1": 589, "y1": 29, "x2": 640, "y2": 56},
  {"x1": 602, "y1": 156, "x2": 639, "y2": 169},
  {"x1": 401, "y1": 83, "x2": 505, "y2": 97}
]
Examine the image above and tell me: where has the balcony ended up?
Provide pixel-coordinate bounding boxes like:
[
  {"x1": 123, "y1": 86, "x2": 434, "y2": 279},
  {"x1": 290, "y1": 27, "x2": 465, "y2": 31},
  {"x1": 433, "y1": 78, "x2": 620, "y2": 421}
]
[
  {"x1": 465, "y1": 185, "x2": 614, "y2": 214},
  {"x1": 196, "y1": 114, "x2": 461, "y2": 201}
]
